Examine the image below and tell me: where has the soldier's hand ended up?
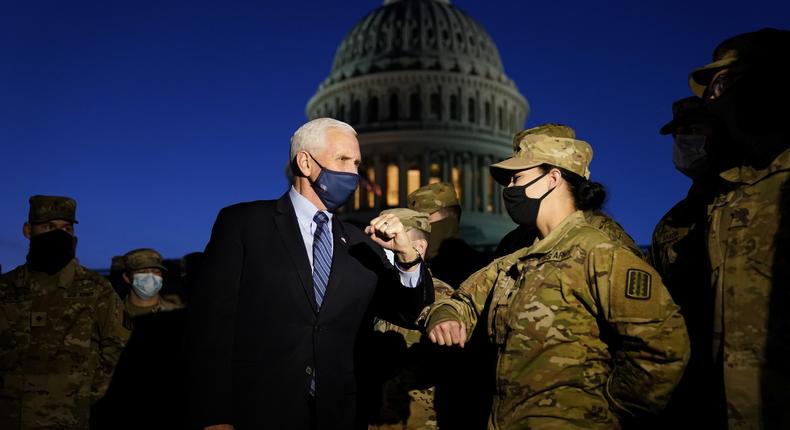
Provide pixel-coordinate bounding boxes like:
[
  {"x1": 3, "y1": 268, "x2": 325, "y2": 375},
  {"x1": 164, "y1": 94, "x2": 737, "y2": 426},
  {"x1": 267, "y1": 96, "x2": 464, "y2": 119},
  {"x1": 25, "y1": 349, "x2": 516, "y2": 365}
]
[
  {"x1": 204, "y1": 425, "x2": 234, "y2": 430},
  {"x1": 428, "y1": 320, "x2": 467, "y2": 348}
]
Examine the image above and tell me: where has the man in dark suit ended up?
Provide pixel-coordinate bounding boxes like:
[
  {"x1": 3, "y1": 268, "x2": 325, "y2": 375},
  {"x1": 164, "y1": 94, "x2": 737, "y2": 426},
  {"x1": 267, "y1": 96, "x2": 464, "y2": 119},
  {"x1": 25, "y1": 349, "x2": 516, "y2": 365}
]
[{"x1": 186, "y1": 118, "x2": 433, "y2": 430}]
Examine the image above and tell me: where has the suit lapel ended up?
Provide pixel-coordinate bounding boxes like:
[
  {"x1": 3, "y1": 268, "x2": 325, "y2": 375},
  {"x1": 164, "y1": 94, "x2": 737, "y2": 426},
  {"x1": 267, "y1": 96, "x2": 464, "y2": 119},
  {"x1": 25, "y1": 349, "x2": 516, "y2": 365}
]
[
  {"x1": 318, "y1": 217, "x2": 349, "y2": 317},
  {"x1": 273, "y1": 193, "x2": 318, "y2": 314}
]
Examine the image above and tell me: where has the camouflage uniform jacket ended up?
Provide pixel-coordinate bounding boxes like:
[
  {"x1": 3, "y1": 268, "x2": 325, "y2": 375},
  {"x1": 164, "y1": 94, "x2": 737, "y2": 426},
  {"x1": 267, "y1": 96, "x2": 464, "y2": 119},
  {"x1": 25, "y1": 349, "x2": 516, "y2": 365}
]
[
  {"x1": 707, "y1": 145, "x2": 790, "y2": 429},
  {"x1": 421, "y1": 211, "x2": 690, "y2": 430},
  {"x1": 124, "y1": 293, "x2": 185, "y2": 318},
  {"x1": 0, "y1": 260, "x2": 130, "y2": 429},
  {"x1": 371, "y1": 277, "x2": 454, "y2": 430}
]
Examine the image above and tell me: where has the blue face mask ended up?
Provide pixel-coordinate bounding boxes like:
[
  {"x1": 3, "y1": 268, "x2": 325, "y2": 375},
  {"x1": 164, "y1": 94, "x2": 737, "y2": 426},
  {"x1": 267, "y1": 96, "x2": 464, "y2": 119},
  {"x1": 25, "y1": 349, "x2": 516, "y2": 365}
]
[
  {"x1": 132, "y1": 273, "x2": 163, "y2": 299},
  {"x1": 307, "y1": 153, "x2": 360, "y2": 212}
]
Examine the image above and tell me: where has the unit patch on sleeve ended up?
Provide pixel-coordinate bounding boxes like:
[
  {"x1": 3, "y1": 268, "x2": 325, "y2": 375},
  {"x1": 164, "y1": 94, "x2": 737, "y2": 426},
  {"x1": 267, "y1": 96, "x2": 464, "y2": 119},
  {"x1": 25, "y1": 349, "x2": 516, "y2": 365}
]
[{"x1": 625, "y1": 269, "x2": 652, "y2": 300}]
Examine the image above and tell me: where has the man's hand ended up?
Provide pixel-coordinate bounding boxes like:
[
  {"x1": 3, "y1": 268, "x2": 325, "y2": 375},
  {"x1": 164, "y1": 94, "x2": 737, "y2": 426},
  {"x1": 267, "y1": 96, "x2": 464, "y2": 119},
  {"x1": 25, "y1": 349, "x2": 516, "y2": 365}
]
[
  {"x1": 428, "y1": 320, "x2": 467, "y2": 348},
  {"x1": 365, "y1": 214, "x2": 418, "y2": 262}
]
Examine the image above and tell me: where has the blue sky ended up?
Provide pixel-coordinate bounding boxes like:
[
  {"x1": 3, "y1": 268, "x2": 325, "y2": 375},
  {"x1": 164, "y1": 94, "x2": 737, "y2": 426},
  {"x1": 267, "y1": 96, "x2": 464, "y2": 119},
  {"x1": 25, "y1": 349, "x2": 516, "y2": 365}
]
[{"x1": 1, "y1": 0, "x2": 787, "y2": 270}]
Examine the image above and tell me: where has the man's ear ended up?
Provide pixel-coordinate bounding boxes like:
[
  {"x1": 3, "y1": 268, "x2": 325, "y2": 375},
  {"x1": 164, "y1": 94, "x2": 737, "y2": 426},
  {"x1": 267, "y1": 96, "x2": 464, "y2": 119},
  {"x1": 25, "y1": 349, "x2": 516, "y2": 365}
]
[
  {"x1": 122, "y1": 273, "x2": 131, "y2": 285},
  {"x1": 22, "y1": 223, "x2": 31, "y2": 239},
  {"x1": 293, "y1": 151, "x2": 312, "y2": 178}
]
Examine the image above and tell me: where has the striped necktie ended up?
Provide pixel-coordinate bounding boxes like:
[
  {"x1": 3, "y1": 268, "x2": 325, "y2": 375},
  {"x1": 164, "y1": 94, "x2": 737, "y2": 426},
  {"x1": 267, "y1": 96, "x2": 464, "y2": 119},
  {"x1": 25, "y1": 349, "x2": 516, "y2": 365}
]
[{"x1": 312, "y1": 211, "x2": 332, "y2": 309}]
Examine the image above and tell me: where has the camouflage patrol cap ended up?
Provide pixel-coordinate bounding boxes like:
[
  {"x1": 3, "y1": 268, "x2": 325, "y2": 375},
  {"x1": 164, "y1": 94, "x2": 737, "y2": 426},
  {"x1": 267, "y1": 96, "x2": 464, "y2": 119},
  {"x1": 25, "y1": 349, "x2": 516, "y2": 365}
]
[
  {"x1": 511, "y1": 124, "x2": 576, "y2": 150},
  {"x1": 407, "y1": 182, "x2": 460, "y2": 215},
  {"x1": 380, "y1": 208, "x2": 431, "y2": 235},
  {"x1": 28, "y1": 195, "x2": 78, "y2": 224},
  {"x1": 490, "y1": 134, "x2": 593, "y2": 186},
  {"x1": 659, "y1": 96, "x2": 714, "y2": 135},
  {"x1": 124, "y1": 248, "x2": 167, "y2": 272},
  {"x1": 689, "y1": 28, "x2": 790, "y2": 97}
]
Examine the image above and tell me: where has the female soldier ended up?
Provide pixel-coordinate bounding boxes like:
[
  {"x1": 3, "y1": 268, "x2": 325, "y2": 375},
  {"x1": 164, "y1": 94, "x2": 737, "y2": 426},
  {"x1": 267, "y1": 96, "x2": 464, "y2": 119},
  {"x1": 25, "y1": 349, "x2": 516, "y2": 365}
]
[{"x1": 420, "y1": 133, "x2": 690, "y2": 429}]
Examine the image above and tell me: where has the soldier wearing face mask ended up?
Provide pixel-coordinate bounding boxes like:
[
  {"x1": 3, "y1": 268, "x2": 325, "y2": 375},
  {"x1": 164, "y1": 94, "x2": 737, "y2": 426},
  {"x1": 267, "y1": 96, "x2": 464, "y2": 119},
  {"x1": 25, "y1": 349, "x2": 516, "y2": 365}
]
[
  {"x1": 92, "y1": 248, "x2": 189, "y2": 429},
  {"x1": 644, "y1": 97, "x2": 726, "y2": 428},
  {"x1": 494, "y1": 124, "x2": 641, "y2": 259},
  {"x1": 687, "y1": 28, "x2": 790, "y2": 429},
  {"x1": 420, "y1": 135, "x2": 689, "y2": 429},
  {"x1": 0, "y1": 195, "x2": 130, "y2": 429},
  {"x1": 121, "y1": 248, "x2": 184, "y2": 317},
  {"x1": 407, "y1": 182, "x2": 487, "y2": 290}
]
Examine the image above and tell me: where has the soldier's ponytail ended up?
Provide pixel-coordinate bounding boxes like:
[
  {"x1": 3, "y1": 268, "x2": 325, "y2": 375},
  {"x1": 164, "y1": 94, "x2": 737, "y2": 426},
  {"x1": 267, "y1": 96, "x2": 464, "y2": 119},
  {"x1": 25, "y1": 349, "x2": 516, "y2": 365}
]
[{"x1": 539, "y1": 164, "x2": 607, "y2": 211}]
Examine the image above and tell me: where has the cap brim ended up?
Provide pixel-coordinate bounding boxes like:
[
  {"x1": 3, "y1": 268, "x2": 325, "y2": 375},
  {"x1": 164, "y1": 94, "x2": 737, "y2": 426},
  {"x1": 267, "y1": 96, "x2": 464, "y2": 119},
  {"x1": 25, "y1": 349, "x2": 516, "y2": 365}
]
[
  {"x1": 489, "y1": 157, "x2": 542, "y2": 186},
  {"x1": 689, "y1": 57, "x2": 738, "y2": 97}
]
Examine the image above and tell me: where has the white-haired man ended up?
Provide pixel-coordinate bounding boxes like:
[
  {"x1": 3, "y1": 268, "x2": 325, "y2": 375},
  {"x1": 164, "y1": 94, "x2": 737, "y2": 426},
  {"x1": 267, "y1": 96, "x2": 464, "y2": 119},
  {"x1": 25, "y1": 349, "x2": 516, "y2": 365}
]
[{"x1": 186, "y1": 118, "x2": 434, "y2": 430}]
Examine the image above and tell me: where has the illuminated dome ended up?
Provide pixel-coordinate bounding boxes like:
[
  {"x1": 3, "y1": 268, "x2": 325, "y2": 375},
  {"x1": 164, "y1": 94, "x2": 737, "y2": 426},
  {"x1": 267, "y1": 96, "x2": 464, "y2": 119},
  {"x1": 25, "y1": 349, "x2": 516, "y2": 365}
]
[{"x1": 306, "y1": 0, "x2": 528, "y2": 246}]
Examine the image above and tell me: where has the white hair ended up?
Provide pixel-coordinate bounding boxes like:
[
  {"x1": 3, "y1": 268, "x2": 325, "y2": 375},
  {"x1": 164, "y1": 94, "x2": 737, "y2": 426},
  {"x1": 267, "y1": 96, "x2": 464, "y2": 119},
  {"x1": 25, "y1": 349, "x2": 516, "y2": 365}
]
[{"x1": 290, "y1": 118, "x2": 357, "y2": 161}]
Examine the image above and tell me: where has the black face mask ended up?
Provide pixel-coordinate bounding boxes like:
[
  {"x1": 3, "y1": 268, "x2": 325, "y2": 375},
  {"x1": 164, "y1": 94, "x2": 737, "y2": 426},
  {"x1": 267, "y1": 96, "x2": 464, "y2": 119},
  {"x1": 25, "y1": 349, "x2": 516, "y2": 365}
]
[
  {"x1": 26, "y1": 229, "x2": 77, "y2": 275},
  {"x1": 502, "y1": 172, "x2": 555, "y2": 229}
]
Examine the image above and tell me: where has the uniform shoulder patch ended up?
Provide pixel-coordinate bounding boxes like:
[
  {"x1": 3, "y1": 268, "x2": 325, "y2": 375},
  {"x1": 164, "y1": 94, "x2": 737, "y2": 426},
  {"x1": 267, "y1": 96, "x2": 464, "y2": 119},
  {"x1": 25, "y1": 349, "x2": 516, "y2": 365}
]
[{"x1": 625, "y1": 269, "x2": 652, "y2": 300}]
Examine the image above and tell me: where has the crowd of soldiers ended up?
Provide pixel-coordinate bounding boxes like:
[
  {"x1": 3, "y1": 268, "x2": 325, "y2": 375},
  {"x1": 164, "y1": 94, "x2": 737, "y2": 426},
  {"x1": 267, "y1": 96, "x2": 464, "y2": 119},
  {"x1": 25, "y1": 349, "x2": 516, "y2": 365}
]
[{"x1": 1, "y1": 27, "x2": 788, "y2": 429}]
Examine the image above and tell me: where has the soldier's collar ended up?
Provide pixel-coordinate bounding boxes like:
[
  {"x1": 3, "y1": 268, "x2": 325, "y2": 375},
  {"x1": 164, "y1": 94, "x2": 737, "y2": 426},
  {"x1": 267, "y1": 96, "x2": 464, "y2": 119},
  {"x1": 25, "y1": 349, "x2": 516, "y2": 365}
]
[
  {"x1": 519, "y1": 211, "x2": 585, "y2": 259},
  {"x1": 719, "y1": 145, "x2": 790, "y2": 185}
]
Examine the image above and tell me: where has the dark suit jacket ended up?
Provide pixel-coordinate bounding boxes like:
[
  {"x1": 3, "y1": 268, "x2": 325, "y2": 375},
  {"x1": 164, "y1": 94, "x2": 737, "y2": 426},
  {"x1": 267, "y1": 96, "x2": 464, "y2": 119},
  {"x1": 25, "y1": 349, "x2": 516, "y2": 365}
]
[{"x1": 186, "y1": 193, "x2": 433, "y2": 430}]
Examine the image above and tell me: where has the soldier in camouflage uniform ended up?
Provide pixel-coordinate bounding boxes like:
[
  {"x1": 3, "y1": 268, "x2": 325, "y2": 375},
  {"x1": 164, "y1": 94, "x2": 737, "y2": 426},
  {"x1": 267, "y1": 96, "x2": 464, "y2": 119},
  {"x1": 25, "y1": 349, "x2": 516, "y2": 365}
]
[
  {"x1": 420, "y1": 135, "x2": 690, "y2": 429},
  {"x1": 121, "y1": 248, "x2": 184, "y2": 317},
  {"x1": 408, "y1": 185, "x2": 493, "y2": 430},
  {"x1": 0, "y1": 195, "x2": 130, "y2": 429},
  {"x1": 688, "y1": 28, "x2": 790, "y2": 429},
  {"x1": 646, "y1": 96, "x2": 727, "y2": 428},
  {"x1": 368, "y1": 208, "x2": 454, "y2": 430},
  {"x1": 494, "y1": 124, "x2": 642, "y2": 258},
  {"x1": 407, "y1": 182, "x2": 488, "y2": 290}
]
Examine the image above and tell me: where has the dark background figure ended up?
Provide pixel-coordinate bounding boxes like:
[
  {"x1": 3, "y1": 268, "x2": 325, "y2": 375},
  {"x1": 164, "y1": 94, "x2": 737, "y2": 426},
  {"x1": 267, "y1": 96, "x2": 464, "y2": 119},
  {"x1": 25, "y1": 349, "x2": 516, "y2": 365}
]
[
  {"x1": 406, "y1": 182, "x2": 492, "y2": 430},
  {"x1": 643, "y1": 96, "x2": 728, "y2": 429},
  {"x1": 688, "y1": 28, "x2": 790, "y2": 429},
  {"x1": 179, "y1": 251, "x2": 204, "y2": 303},
  {"x1": 91, "y1": 310, "x2": 189, "y2": 430},
  {"x1": 91, "y1": 248, "x2": 188, "y2": 429}
]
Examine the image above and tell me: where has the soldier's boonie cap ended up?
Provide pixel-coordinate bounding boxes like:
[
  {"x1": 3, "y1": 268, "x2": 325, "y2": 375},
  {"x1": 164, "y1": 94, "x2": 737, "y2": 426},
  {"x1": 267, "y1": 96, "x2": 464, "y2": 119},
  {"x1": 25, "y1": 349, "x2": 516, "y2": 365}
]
[
  {"x1": 124, "y1": 248, "x2": 168, "y2": 272},
  {"x1": 511, "y1": 124, "x2": 576, "y2": 150},
  {"x1": 407, "y1": 182, "x2": 460, "y2": 215},
  {"x1": 659, "y1": 96, "x2": 714, "y2": 135},
  {"x1": 380, "y1": 208, "x2": 431, "y2": 235},
  {"x1": 490, "y1": 134, "x2": 593, "y2": 186},
  {"x1": 689, "y1": 28, "x2": 790, "y2": 97},
  {"x1": 28, "y1": 195, "x2": 78, "y2": 224}
]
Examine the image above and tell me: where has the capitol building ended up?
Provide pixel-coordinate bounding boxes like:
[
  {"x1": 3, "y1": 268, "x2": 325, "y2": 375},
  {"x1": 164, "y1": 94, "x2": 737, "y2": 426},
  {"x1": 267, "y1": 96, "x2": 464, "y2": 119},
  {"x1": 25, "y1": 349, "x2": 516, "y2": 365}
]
[{"x1": 306, "y1": 0, "x2": 528, "y2": 247}]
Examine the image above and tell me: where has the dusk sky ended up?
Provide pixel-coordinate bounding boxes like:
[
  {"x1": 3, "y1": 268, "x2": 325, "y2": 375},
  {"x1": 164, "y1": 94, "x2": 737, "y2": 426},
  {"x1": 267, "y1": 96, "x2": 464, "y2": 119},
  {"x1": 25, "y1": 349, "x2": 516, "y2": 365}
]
[{"x1": 2, "y1": 0, "x2": 787, "y2": 270}]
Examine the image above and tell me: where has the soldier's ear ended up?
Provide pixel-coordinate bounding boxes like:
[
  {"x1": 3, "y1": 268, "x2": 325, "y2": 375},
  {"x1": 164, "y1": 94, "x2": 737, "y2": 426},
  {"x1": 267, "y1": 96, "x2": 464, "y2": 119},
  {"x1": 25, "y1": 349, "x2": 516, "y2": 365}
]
[
  {"x1": 122, "y1": 273, "x2": 131, "y2": 284},
  {"x1": 22, "y1": 223, "x2": 31, "y2": 239},
  {"x1": 414, "y1": 238, "x2": 428, "y2": 259}
]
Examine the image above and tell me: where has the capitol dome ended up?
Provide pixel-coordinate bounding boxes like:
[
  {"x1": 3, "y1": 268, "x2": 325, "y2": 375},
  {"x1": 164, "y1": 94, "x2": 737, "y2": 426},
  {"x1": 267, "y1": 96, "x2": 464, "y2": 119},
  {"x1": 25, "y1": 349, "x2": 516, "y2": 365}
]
[{"x1": 306, "y1": 0, "x2": 528, "y2": 247}]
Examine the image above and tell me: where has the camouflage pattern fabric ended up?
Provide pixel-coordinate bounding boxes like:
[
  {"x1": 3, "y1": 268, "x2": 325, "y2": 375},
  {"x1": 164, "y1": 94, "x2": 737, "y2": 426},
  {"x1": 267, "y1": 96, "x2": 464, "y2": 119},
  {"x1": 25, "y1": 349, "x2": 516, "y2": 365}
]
[
  {"x1": 370, "y1": 277, "x2": 454, "y2": 430},
  {"x1": 27, "y1": 195, "x2": 78, "y2": 224},
  {"x1": 707, "y1": 146, "x2": 790, "y2": 429},
  {"x1": 495, "y1": 210, "x2": 642, "y2": 259},
  {"x1": 421, "y1": 211, "x2": 690, "y2": 430},
  {"x1": 124, "y1": 293, "x2": 185, "y2": 318},
  {"x1": 407, "y1": 182, "x2": 460, "y2": 216},
  {"x1": 645, "y1": 183, "x2": 726, "y2": 429},
  {"x1": 490, "y1": 135, "x2": 593, "y2": 186},
  {"x1": 123, "y1": 248, "x2": 168, "y2": 272},
  {"x1": 0, "y1": 260, "x2": 130, "y2": 429}
]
